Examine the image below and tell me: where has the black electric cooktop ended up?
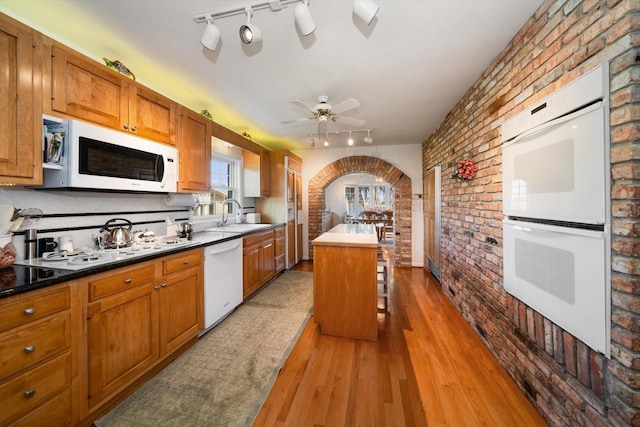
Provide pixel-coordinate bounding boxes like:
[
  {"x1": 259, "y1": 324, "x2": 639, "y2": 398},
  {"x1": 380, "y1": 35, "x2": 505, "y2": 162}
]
[{"x1": 0, "y1": 264, "x2": 81, "y2": 298}]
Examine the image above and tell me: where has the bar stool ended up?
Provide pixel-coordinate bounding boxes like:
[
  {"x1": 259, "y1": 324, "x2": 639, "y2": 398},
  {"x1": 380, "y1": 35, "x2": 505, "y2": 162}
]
[{"x1": 377, "y1": 247, "x2": 390, "y2": 313}]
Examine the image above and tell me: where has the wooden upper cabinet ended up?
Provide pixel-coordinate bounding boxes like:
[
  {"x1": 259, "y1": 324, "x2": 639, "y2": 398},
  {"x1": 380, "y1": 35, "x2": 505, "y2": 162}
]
[
  {"x1": 49, "y1": 44, "x2": 177, "y2": 145},
  {"x1": 260, "y1": 149, "x2": 271, "y2": 197},
  {"x1": 50, "y1": 44, "x2": 127, "y2": 129},
  {"x1": 129, "y1": 85, "x2": 177, "y2": 145},
  {"x1": 177, "y1": 107, "x2": 211, "y2": 192},
  {"x1": 0, "y1": 15, "x2": 43, "y2": 185}
]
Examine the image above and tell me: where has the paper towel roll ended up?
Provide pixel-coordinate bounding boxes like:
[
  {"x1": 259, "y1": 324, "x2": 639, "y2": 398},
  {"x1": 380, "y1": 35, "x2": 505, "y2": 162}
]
[{"x1": 164, "y1": 193, "x2": 197, "y2": 207}]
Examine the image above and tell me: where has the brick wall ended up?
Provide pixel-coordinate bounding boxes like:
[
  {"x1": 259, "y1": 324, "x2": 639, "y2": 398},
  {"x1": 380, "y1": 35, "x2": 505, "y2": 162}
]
[
  {"x1": 422, "y1": 0, "x2": 639, "y2": 425},
  {"x1": 308, "y1": 156, "x2": 412, "y2": 266}
]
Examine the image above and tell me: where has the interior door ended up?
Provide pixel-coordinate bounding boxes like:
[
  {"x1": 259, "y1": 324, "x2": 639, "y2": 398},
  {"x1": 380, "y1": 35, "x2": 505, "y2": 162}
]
[{"x1": 424, "y1": 166, "x2": 441, "y2": 280}]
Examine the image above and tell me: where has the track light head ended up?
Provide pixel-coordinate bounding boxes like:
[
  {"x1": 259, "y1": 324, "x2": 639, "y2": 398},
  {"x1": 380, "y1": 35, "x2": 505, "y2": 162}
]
[
  {"x1": 201, "y1": 16, "x2": 221, "y2": 51},
  {"x1": 353, "y1": 0, "x2": 379, "y2": 25},
  {"x1": 294, "y1": 0, "x2": 316, "y2": 36},
  {"x1": 240, "y1": 7, "x2": 262, "y2": 44},
  {"x1": 347, "y1": 131, "x2": 354, "y2": 146},
  {"x1": 364, "y1": 129, "x2": 373, "y2": 144}
]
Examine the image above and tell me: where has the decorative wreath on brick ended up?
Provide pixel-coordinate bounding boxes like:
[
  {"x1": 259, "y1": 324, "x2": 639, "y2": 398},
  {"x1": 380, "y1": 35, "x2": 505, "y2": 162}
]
[{"x1": 452, "y1": 159, "x2": 477, "y2": 181}]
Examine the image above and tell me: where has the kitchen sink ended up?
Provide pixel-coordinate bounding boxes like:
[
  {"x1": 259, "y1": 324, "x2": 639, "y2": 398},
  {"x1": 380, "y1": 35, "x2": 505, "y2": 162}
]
[{"x1": 204, "y1": 223, "x2": 272, "y2": 233}]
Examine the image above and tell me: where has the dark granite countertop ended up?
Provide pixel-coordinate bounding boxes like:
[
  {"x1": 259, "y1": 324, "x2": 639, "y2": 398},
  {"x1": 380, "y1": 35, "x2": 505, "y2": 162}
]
[{"x1": 0, "y1": 223, "x2": 284, "y2": 299}]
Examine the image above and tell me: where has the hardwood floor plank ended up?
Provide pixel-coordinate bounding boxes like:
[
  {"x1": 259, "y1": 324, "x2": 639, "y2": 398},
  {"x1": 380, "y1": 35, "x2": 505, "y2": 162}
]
[{"x1": 254, "y1": 261, "x2": 546, "y2": 427}]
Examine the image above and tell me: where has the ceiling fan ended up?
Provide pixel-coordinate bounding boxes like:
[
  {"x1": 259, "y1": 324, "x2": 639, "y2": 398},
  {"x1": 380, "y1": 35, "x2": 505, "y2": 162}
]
[{"x1": 282, "y1": 95, "x2": 365, "y2": 127}]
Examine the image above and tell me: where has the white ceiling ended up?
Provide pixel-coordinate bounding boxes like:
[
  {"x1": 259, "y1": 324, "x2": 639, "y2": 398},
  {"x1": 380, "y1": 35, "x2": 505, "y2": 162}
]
[{"x1": 1, "y1": 0, "x2": 542, "y2": 150}]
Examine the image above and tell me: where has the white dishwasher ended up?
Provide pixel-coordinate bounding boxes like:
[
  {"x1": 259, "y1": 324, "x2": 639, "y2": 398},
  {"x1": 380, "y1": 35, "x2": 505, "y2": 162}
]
[{"x1": 201, "y1": 238, "x2": 243, "y2": 335}]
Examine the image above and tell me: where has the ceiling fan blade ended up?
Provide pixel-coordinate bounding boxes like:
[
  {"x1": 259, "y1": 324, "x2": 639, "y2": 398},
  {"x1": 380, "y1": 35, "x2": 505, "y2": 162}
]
[
  {"x1": 334, "y1": 116, "x2": 365, "y2": 127},
  {"x1": 331, "y1": 98, "x2": 360, "y2": 115},
  {"x1": 290, "y1": 99, "x2": 314, "y2": 113},
  {"x1": 281, "y1": 117, "x2": 314, "y2": 124}
]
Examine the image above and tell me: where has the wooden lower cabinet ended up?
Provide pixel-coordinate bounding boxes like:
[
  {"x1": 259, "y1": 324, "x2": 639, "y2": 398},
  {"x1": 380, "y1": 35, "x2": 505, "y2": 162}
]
[
  {"x1": 159, "y1": 250, "x2": 203, "y2": 357},
  {"x1": 242, "y1": 229, "x2": 276, "y2": 299},
  {"x1": 83, "y1": 248, "x2": 203, "y2": 420},
  {"x1": 274, "y1": 226, "x2": 285, "y2": 274},
  {"x1": 0, "y1": 282, "x2": 76, "y2": 427},
  {"x1": 87, "y1": 281, "x2": 159, "y2": 407}
]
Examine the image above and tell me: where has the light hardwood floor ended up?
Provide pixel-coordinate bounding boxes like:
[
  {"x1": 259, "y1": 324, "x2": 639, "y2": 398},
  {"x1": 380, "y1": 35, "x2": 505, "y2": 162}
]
[{"x1": 254, "y1": 260, "x2": 547, "y2": 426}]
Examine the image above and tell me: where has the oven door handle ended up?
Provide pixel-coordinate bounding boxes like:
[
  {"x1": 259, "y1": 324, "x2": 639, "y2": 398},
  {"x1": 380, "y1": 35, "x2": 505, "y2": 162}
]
[{"x1": 503, "y1": 101, "x2": 602, "y2": 148}]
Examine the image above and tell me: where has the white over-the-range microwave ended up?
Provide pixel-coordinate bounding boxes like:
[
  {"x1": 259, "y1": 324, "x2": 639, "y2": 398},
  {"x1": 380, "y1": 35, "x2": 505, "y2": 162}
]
[{"x1": 40, "y1": 118, "x2": 178, "y2": 193}]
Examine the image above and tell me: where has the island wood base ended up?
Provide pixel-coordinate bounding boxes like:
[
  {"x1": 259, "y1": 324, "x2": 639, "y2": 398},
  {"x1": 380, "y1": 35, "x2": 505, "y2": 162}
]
[{"x1": 312, "y1": 231, "x2": 378, "y2": 341}]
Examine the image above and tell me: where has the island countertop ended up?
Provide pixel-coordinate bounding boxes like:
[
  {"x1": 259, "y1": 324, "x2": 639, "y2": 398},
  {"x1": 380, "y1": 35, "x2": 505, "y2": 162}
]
[{"x1": 311, "y1": 223, "x2": 378, "y2": 248}]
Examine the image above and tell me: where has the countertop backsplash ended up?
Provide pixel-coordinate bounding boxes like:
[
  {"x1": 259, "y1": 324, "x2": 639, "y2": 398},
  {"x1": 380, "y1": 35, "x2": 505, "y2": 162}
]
[{"x1": 0, "y1": 187, "x2": 195, "y2": 261}]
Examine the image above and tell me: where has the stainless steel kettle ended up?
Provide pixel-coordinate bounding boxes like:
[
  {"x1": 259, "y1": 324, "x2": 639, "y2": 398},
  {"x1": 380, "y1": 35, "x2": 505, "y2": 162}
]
[{"x1": 99, "y1": 218, "x2": 133, "y2": 248}]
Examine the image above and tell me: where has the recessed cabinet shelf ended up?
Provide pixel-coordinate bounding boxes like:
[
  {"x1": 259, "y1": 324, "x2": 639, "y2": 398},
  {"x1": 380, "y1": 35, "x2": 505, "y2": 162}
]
[{"x1": 42, "y1": 114, "x2": 66, "y2": 168}]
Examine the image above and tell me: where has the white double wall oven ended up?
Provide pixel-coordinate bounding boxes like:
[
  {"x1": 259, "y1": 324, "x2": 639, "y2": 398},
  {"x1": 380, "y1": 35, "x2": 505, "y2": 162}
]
[{"x1": 501, "y1": 63, "x2": 611, "y2": 356}]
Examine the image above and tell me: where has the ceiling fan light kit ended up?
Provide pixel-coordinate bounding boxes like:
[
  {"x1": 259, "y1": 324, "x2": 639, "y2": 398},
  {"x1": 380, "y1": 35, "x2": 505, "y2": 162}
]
[{"x1": 353, "y1": 0, "x2": 380, "y2": 25}]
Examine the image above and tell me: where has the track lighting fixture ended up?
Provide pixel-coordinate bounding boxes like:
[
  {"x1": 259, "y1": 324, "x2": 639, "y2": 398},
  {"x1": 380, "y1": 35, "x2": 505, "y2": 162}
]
[
  {"x1": 239, "y1": 7, "x2": 262, "y2": 44},
  {"x1": 353, "y1": 0, "x2": 379, "y2": 25},
  {"x1": 200, "y1": 16, "x2": 221, "y2": 51},
  {"x1": 194, "y1": 0, "x2": 317, "y2": 51},
  {"x1": 294, "y1": 0, "x2": 316, "y2": 36},
  {"x1": 364, "y1": 129, "x2": 373, "y2": 144},
  {"x1": 307, "y1": 129, "x2": 374, "y2": 148}
]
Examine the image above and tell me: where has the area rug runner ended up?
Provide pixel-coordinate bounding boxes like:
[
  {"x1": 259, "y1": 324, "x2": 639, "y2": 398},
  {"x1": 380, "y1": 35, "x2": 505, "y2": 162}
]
[{"x1": 95, "y1": 270, "x2": 313, "y2": 426}]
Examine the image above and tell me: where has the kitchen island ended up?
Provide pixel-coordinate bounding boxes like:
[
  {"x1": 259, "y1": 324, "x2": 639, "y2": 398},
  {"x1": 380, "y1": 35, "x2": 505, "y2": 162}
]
[{"x1": 312, "y1": 223, "x2": 379, "y2": 341}]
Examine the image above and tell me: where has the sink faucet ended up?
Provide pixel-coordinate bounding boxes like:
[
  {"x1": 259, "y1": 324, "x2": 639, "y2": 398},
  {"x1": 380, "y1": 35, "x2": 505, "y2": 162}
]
[{"x1": 217, "y1": 198, "x2": 243, "y2": 227}]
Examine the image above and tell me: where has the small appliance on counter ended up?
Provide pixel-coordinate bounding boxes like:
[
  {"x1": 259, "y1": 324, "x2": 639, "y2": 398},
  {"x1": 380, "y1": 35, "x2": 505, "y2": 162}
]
[
  {"x1": 178, "y1": 222, "x2": 193, "y2": 240},
  {"x1": 97, "y1": 218, "x2": 134, "y2": 249},
  {"x1": 245, "y1": 213, "x2": 261, "y2": 224}
]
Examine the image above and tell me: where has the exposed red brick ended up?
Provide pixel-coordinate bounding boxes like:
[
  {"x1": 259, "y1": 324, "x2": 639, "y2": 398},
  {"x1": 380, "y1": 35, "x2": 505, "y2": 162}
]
[
  {"x1": 422, "y1": 0, "x2": 640, "y2": 424},
  {"x1": 553, "y1": 324, "x2": 565, "y2": 365},
  {"x1": 564, "y1": 332, "x2": 578, "y2": 377},
  {"x1": 576, "y1": 341, "x2": 592, "y2": 387},
  {"x1": 535, "y1": 312, "x2": 545, "y2": 349}
]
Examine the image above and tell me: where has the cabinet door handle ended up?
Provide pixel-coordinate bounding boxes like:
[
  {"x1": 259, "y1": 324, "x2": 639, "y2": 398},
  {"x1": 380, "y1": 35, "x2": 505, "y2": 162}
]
[
  {"x1": 24, "y1": 345, "x2": 35, "y2": 354},
  {"x1": 24, "y1": 389, "x2": 36, "y2": 399},
  {"x1": 183, "y1": 260, "x2": 189, "y2": 265},
  {"x1": 123, "y1": 123, "x2": 129, "y2": 130},
  {"x1": 154, "y1": 286, "x2": 161, "y2": 290},
  {"x1": 161, "y1": 283, "x2": 167, "y2": 288},
  {"x1": 131, "y1": 125, "x2": 137, "y2": 132},
  {"x1": 23, "y1": 307, "x2": 35, "y2": 316},
  {"x1": 124, "y1": 278, "x2": 133, "y2": 284}
]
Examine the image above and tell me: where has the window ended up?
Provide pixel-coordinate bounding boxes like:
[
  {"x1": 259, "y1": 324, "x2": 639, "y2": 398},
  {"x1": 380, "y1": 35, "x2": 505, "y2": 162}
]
[
  {"x1": 193, "y1": 154, "x2": 240, "y2": 218},
  {"x1": 345, "y1": 183, "x2": 392, "y2": 217}
]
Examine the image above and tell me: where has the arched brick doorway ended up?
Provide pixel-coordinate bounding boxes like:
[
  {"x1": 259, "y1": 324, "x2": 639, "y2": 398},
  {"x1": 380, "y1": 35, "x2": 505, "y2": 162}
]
[{"x1": 308, "y1": 156, "x2": 412, "y2": 267}]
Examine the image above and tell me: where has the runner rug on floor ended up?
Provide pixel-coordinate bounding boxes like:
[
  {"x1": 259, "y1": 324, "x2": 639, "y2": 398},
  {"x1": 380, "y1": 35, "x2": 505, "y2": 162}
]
[{"x1": 95, "y1": 270, "x2": 314, "y2": 427}]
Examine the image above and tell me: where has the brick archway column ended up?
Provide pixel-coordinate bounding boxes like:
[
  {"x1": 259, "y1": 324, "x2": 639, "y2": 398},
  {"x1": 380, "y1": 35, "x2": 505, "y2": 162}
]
[{"x1": 308, "y1": 156, "x2": 412, "y2": 267}]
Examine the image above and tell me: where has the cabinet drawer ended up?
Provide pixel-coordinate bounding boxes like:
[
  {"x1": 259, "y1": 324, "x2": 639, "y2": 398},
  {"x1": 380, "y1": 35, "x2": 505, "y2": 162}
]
[
  {"x1": 162, "y1": 249, "x2": 202, "y2": 275},
  {"x1": 243, "y1": 229, "x2": 274, "y2": 247},
  {"x1": 275, "y1": 237, "x2": 285, "y2": 256},
  {"x1": 0, "y1": 313, "x2": 70, "y2": 382},
  {"x1": 0, "y1": 352, "x2": 71, "y2": 426},
  {"x1": 275, "y1": 226, "x2": 285, "y2": 238},
  {"x1": 0, "y1": 286, "x2": 69, "y2": 334},
  {"x1": 89, "y1": 264, "x2": 155, "y2": 301},
  {"x1": 275, "y1": 254, "x2": 285, "y2": 272},
  {"x1": 8, "y1": 387, "x2": 71, "y2": 427}
]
